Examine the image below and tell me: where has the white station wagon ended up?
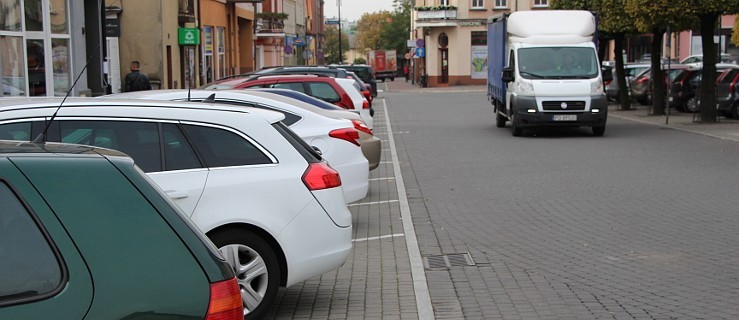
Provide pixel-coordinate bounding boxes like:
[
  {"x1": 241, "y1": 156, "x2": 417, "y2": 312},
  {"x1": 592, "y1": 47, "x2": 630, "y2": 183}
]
[{"x1": 0, "y1": 98, "x2": 353, "y2": 319}]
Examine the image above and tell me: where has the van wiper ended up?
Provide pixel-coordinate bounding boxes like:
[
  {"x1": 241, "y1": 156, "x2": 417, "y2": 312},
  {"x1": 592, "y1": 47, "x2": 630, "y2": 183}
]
[{"x1": 519, "y1": 71, "x2": 545, "y2": 79}]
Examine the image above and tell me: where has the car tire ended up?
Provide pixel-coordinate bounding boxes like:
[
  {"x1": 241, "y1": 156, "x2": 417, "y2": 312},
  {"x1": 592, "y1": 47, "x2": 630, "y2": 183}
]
[
  {"x1": 685, "y1": 96, "x2": 700, "y2": 113},
  {"x1": 496, "y1": 113, "x2": 507, "y2": 128},
  {"x1": 511, "y1": 114, "x2": 522, "y2": 137},
  {"x1": 592, "y1": 125, "x2": 606, "y2": 137},
  {"x1": 211, "y1": 229, "x2": 280, "y2": 320}
]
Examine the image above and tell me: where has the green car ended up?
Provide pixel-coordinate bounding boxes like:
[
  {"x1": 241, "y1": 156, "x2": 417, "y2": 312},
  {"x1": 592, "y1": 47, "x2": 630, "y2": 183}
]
[{"x1": 0, "y1": 141, "x2": 242, "y2": 319}]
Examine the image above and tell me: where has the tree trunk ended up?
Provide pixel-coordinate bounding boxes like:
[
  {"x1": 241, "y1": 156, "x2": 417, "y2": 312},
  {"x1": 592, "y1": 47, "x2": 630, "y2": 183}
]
[
  {"x1": 698, "y1": 13, "x2": 719, "y2": 123},
  {"x1": 650, "y1": 28, "x2": 666, "y2": 115},
  {"x1": 614, "y1": 33, "x2": 631, "y2": 110}
]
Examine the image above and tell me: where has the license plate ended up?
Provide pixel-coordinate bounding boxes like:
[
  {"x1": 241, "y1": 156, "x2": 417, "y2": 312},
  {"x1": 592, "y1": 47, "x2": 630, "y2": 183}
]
[{"x1": 553, "y1": 114, "x2": 577, "y2": 121}]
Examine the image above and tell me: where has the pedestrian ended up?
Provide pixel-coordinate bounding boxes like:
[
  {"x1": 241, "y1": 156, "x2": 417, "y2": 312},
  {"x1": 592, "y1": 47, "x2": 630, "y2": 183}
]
[
  {"x1": 124, "y1": 60, "x2": 152, "y2": 92},
  {"x1": 403, "y1": 64, "x2": 409, "y2": 82}
]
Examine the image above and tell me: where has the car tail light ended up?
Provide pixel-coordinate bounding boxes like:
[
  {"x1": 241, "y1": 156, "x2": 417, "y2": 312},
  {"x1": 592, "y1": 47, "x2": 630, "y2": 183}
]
[
  {"x1": 636, "y1": 77, "x2": 648, "y2": 84},
  {"x1": 206, "y1": 278, "x2": 242, "y2": 320},
  {"x1": 352, "y1": 119, "x2": 373, "y2": 135},
  {"x1": 362, "y1": 99, "x2": 370, "y2": 109},
  {"x1": 329, "y1": 128, "x2": 360, "y2": 146},
  {"x1": 302, "y1": 162, "x2": 342, "y2": 190},
  {"x1": 603, "y1": 80, "x2": 612, "y2": 86}
]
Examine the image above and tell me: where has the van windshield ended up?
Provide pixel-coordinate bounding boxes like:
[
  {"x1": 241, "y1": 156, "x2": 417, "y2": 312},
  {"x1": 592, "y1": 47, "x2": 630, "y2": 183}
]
[{"x1": 517, "y1": 47, "x2": 599, "y2": 79}]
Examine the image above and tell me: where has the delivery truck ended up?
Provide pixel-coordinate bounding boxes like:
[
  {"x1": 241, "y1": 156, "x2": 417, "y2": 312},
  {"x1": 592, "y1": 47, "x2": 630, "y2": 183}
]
[
  {"x1": 487, "y1": 10, "x2": 612, "y2": 136},
  {"x1": 368, "y1": 50, "x2": 397, "y2": 82}
]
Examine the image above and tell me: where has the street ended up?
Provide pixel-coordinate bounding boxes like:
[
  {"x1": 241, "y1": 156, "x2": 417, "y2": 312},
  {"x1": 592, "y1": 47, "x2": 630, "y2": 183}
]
[{"x1": 266, "y1": 82, "x2": 739, "y2": 319}]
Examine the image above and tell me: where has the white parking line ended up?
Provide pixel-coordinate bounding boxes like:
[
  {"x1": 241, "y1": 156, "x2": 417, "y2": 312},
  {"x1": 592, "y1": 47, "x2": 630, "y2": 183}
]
[
  {"x1": 382, "y1": 98, "x2": 435, "y2": 320},
  {"x1": 347, "y1": 199, "x2": 399, "y2": 207},
  {"x1": 369, "y1": 177, "x2": 396, "y2": 181},
  {"x1": 352, "y1": 233, "x2": 405, "y2": 242}
]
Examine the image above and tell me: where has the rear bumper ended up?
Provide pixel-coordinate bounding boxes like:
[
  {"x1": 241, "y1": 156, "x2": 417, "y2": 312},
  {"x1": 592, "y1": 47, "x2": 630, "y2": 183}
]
[
  {"x1": 278, "y1": 198, "x2": 352, "y2": 287},
  {"x1": 361, "y1": 136, "x2": 382, "y2": 171},
  {"x1": 332, "y1": 157, "x2": 369, "y2": 203}
]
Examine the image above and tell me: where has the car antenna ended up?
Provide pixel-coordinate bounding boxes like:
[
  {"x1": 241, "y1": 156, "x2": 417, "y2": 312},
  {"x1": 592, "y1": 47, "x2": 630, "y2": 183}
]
[
  {"x1": 203, "y1": 93, "x2": 216, "y2": 103},
  {"x1": 187, "y1": 86, "x2": 192, "y2": 102},
  {"x1": 32, "y1": 43, "x2": 101, "y2": 144}
]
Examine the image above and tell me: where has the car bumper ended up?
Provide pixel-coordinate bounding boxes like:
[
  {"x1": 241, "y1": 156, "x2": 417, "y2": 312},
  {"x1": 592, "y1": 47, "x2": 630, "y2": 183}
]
[
  {"x1": 512, "y1": 95, "x2": 608, "y2": 127},
  {"x1": 278, "y1": 197, "x2": 352, "y2": 287},
  {"x1": 331, "y1": 157, "x2": 369, "y2": 203},
  {"x1": 361, "y1": 135, "x2": 382, "y2": 171}
]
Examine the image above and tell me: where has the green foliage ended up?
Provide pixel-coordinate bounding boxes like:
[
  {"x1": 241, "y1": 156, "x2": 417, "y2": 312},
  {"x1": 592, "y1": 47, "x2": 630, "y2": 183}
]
[
  {"x1": 414, "y1": 6, "x2": 457, "y2": 11},
  {"x1": 353, "y1": 57, "x2": 367, "y2": 64},
  {"x1": 255, "y1": 12, "x2": 288, "y2": 20},
  {"x1": 733, "y1": 18, "x2": 739, "y2": 46},
  {"x1": 324, "y1": 26, "x2": 349, "y2": 64},
  {"x1": 356, "y1": 2, "x2": 411, "y2": 54}
]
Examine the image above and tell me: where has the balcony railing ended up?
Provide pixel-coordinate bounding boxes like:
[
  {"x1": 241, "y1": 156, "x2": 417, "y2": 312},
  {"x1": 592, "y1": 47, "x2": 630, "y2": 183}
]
[
  {"x1": 417, "y1": 9, "x2": 457, "y2": 20},
  {"x1": 256, "y1": 18, "x2": 285, "y2": 34}
]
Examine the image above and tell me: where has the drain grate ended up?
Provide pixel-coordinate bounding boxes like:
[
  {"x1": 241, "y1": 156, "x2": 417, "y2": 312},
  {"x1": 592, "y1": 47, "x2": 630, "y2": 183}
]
[{"x1": 424, "y1": 253, "x2": 475, "y2": 269}]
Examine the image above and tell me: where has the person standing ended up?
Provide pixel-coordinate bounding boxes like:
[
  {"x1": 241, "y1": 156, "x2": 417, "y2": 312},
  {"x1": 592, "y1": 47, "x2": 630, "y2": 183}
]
[
  {"x1": 124, "y1": 61, "x2": 152, "y2": 92},
  {"x1": 403, "y1": 64, "x2": 409, "y2": 82}
]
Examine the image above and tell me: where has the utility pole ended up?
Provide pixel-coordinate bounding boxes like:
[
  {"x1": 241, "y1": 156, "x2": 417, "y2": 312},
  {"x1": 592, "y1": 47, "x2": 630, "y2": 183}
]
[{"x1": 337, "y1": 0, "x2": 342, "y2": 64}]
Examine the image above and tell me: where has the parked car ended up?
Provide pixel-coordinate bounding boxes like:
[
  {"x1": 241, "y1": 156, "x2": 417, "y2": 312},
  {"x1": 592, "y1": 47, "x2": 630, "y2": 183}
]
[
  {"x1": 212, "y1": 66, "x2": 351, "y2": 83},
  {"x1": 205, "y1": 74, "x2": 374, "y2": 129},
  {"x1": 669, "y1": 64, "x2": 739, "y2": 112},
  {"x1": 716, "y1": 67, "x2": 739, "y2": 118},
  {"x1": 605, "y1": 63, "x2": 650, "y2": 102},
  {"x1": 679, "y1": 53, "x2": 736, "y2": 65},
  {"x1": 0, "y1": 141, "x2": 242, "y2": 319},
  {"x1": 630, "y1": 64, "x2": 691, "y2": 105},
  {"x1": 335, "y1": 77, "x2": 374, "y2": 129},
  {"x1": 332, "y1": 64, "x2": 378, "y2": 98},
  {"x1": 0, "y1": 98, "x2": 353, "y2": 320},
  {"x1": 109, "y1": 89, "x2": 370, "y2": 203},
  {"x1": 244, "y1": 88, "x2": 382, "y2": 171},
  {"x1": 346, "y1": 71, "x2": 373, "y2": 107}
]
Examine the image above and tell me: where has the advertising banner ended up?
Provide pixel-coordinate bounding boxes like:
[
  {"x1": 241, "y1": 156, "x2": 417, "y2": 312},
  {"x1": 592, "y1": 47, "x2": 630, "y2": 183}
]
[{"x1": 471, "y1": 46, "x2": 487, "y2": 79}]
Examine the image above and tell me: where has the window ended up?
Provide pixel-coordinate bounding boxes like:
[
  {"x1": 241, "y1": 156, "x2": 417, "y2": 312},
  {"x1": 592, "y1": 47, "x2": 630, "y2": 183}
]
[
  {"x1": 472, "y1": 0, "x2": 484, "y2": 9},
  {"x1": 212, "y1": 99, "x2": 303, "y2": 127},
  {"x1": 270, "y1": 82, "x2": 305, "y2": 92},
  {"x1": 440, "y1": 0, "x2": 449, "y2": 5},
  {"x1": 307, "y1": 82, "x2": 341, "y2": 103},
  {"x1": 162, "y1": 123, "x2": 202, "y2": 171},
  {"x1": 182, "y1": 124, "x2": 272, "y2": 167},
  {"x1": 59, "y1": 121, "x2": 163, "y2": 172},
  {"x1": 494, "y1": 0, "x2": 507, "y2": 8},
  {"x1": 0, "y1": 122, "x2": 33, "y2": 140},
  {"x1": 0, "y1": 181, "x2": 63, "y2": 305},
  {"x1": 533, "y1": 0, "x2": 548, "y2": 7}
]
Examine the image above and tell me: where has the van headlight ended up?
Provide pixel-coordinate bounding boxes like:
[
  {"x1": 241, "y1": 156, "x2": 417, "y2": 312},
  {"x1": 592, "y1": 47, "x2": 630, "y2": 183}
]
[
  {"x1": 591, "y1": 80, "x2": 604, "y2": 94},
  {"x1": 515, "y1": 80, "x2": 535, "y2": 95}
]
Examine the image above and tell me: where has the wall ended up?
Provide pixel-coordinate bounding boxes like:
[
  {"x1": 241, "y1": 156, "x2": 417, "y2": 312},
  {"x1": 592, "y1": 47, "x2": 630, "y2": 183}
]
[{"x1": 117, "y1": 0, "x2": 164, "y2": 88}]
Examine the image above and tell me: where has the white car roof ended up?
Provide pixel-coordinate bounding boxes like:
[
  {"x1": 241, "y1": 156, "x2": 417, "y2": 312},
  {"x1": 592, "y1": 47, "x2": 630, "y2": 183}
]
[{"x1": 0, "y1": 96, "x2": 286, "y2": 124}]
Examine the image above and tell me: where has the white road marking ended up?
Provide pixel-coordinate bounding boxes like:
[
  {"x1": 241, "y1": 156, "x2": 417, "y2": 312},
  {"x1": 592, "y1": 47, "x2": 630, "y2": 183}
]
[
  {"x1": 347, "y1": 199, "x2": 399, "y2": 207},
  {"x1": 382, "y1": 98, "x2": 435, "y2": 320},
  {"x1": 369, "y1": 177, "x2": 396, "y2": 181},
  {"x1": 352, "y1": 233, "x2": 405, "y2": 242}
]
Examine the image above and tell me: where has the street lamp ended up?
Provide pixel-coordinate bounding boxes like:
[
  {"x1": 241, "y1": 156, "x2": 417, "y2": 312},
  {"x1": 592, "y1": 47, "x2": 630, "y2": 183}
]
[{"x1": 337, "y1": 0, "x2": 342, "y2": 64}]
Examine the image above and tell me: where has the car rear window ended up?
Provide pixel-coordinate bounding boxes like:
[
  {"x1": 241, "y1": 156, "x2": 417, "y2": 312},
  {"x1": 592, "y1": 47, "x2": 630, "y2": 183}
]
[
  {"x1": 270, "y1": 82, "x2": 306, "y2": 93},
  {"x1": 271, "y1": 122, "x2": 322, "y2": 163},
  {"x1": 182, "y1": 124, "x2": 273, "y2": 167},
  {"x1": 0, "y1": 181, "x2": 63, "y2": 306},
  {"x1": 720, "y1": 69, "x2": 739, "y2": 84},
  {"x1": 307, "y1": 82, "x2": 340, "y2": 102}
]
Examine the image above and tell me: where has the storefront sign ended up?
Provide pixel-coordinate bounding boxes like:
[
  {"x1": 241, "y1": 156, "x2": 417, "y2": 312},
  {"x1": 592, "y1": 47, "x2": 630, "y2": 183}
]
[
  {"x1": 203, "y1": 26, "x2": 213, "y2": 54},
  {"x1": 178, "y1": 28, "x2": 200, "y2": 45},
  {"x1": 105, "y1": 19, "x2": 121, "y2": 37},
  {"x1": 459, "y1": 21, "x2": 484, "y2": 27}
]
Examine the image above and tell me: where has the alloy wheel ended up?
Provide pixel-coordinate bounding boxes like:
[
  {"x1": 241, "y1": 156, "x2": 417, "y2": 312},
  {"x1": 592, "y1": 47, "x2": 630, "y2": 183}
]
[{"x1": 220, "y1": 244, "x2": 270, "y2": 315}]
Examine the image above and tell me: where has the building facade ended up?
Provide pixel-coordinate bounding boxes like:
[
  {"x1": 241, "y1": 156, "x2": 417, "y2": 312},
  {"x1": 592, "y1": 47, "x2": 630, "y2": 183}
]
[{"x1": 412, "y1": 1, "x2": 737, "y2": 88}]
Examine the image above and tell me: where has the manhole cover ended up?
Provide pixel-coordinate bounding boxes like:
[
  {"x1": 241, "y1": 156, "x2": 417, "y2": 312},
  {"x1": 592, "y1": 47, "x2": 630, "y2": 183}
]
[{"x1": 424, "y1": 253, "x2": 475, "y2": 269}]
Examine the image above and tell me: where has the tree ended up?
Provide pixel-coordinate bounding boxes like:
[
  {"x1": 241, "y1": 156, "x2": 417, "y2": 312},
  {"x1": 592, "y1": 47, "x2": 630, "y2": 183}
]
[
  {"x1": 382, "y1": 1, "x2": 413, "y2": 53},
  {"x1": 324, "y1": 25, "x2": 349, "y2": 64},
  {"x1": 356, "y1": 11, "x2": 392, "y2": 53},
  {"x1": 353, "y1": 57, "x2": 367, "y2": 64},
  {"x1": 626, "y1": 0, "x2": 694, "y2": 115},
  {"x1": 672, "y1": 0, "x2": 739, "y2": 123},
  {"x1": 733, "y1": 18, "x2": 739, "y2": 46}
]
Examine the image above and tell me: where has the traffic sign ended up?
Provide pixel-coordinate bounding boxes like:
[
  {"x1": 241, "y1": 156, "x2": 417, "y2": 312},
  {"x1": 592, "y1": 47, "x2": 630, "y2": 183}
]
[{"x1": 416, "y1": 39, "x2": 425, "y2": 48}]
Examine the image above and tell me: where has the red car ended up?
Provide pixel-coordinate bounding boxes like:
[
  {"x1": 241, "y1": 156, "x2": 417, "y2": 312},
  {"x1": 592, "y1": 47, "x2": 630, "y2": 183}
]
[{"x1": 203, "y1": 74, "x2": 357, "y2": 110}]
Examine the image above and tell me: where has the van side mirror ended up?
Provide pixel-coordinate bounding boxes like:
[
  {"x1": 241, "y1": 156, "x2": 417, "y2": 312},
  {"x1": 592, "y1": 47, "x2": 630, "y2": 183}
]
[
  {"x1": 502, "y1": 67, "x2": 514, "y2": 82},
  {"x1": 601, "y1": 66, "x2": 613, "y2": 82}
]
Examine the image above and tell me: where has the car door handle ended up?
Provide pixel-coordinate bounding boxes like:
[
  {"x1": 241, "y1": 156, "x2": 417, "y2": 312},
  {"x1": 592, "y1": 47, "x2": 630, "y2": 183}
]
[{"x1": 165, "y1": 190, "x2": 189, "y2": 199}]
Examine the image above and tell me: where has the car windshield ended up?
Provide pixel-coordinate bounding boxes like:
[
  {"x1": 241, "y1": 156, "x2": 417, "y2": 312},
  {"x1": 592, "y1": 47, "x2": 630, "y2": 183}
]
[{"x1": 518, "y1": 47, "x2": 599, "y2": 79}]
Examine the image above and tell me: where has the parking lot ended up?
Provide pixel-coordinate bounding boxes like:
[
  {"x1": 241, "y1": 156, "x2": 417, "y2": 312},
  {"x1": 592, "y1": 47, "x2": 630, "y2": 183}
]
[{"x1": 265, "y1": 81, "x2": 739, "y2": 320}]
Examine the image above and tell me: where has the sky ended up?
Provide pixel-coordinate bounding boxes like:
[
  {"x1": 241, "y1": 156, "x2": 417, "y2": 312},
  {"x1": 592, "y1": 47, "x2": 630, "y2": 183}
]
[{"x1": 323, "y1": 0, "x2": 396, "y2": 22}]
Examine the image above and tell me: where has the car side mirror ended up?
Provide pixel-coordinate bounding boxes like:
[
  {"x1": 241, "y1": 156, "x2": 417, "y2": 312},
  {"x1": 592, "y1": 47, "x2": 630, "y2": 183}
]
[
  {"x1": 601, "y1": 66, "x2": 613, "y2": 82},
  {"x1": 502, "y1": 67, "x2": 514, "y2": 82}
]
